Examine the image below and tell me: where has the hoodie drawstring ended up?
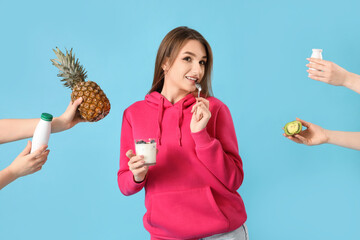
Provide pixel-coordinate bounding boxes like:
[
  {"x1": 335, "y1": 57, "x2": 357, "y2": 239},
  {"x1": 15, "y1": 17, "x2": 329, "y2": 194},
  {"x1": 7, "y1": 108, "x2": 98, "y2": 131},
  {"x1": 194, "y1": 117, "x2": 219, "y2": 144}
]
[
  {"x1": 153, "y1": 93, "x2": 193, "y2": 147},
  {"x1": 157, "y1": 97, "x2": 164, "y2": 146},
  {"x1": 177, "y1": 101, "x2": 184, "y2": 146}
]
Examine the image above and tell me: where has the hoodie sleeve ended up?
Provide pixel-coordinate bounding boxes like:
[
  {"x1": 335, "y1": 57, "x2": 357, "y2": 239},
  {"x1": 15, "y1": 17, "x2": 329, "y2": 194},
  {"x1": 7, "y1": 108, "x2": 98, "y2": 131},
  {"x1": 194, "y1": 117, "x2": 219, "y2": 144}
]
[
  {"x1": 117, "y1": 110, "x2": 146, "y2": 196},
  {"x1": 191, "y1": 104, "x2": 244, "y2": 192}
]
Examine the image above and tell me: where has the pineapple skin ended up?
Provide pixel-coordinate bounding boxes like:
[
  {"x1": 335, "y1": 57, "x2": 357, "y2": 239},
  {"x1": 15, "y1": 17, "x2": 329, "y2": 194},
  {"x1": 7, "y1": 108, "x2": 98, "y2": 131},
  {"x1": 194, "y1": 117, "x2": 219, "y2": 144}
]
[{"x1": 71, "y1": 81, "x2": 110, "y2": 122}]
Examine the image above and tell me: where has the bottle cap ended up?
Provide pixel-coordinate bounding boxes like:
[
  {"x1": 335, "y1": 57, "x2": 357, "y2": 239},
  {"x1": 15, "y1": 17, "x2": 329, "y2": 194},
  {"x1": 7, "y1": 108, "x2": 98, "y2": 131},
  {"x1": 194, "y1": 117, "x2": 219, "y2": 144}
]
[
  {"x1": 312, "y1": 49, "x2": 323, "y2": 52},
  {"x1": 41, "y1": 113, "x2": 53, "y2": 122}
]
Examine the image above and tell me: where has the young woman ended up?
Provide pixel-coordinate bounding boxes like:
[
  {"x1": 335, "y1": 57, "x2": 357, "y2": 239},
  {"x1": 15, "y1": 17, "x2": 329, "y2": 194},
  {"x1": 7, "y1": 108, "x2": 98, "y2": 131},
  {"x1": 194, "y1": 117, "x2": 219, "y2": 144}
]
[
  {"x1": 0, "y1": 98, "x2": 83, "y2": 190},
  {"x1": 118, "y1": 27, "x2": 248, "y2": 239}
]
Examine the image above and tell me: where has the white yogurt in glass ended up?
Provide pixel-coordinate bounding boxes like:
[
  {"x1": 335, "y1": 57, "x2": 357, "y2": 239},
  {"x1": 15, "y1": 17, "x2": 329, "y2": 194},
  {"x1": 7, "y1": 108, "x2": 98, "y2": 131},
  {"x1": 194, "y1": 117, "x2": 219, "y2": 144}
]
[{"x1": 135, "y1": 138, "x2": 156, "y2": 166}]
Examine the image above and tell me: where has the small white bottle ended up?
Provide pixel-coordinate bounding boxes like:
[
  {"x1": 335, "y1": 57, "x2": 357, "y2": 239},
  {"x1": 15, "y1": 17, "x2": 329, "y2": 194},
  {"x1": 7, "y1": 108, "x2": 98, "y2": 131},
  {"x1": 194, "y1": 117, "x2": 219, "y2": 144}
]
[
  {"x1": 30, "y1": 113, "x2": 53, "y2": 153},
  {"x1": 311, "y1": 49, "x2": 323, "y2": 59},
  {"x1": 310, "y1": 49, "x2": 323, "y2": 71}
]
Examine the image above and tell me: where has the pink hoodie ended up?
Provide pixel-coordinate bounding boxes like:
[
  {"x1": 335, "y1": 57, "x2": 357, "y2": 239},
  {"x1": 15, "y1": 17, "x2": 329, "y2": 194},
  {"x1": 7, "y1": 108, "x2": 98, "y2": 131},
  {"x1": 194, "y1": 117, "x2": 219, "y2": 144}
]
[{"x1": 118, "y1": 92, "x2": 247, "y2": 239}]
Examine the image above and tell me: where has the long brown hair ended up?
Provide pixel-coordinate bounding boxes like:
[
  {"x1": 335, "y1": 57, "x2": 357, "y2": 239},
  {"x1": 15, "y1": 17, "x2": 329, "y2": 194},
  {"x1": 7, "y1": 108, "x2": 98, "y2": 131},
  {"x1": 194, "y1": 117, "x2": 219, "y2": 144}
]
[{"x1": 149, "y1": 26, "x2": 213, "y2": 97}]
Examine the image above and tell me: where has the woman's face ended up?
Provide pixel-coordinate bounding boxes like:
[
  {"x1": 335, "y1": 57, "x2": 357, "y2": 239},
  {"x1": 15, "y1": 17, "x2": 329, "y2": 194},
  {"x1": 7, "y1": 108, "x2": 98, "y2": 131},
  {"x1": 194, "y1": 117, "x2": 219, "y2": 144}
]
[{"x1": 163, "y1": 40, "x2": 207, "y2": 95}]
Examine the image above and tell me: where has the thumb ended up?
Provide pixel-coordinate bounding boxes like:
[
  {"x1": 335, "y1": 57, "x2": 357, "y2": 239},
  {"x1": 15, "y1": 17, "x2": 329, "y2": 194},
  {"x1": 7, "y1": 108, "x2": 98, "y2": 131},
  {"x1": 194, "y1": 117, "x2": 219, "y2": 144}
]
[
  {"x1": 20, "y1": 141, "x2": 32, "y2": 156},
  {"x1": 72, "y1": 97, "x2": 83, "y2": 108},
  {"x1": 29, "y1": 144, "x2": 48, "y2": 157},
  {"x1": 296, "y1": 117, "x2": 310, "y2": 128},
  {"x1": 126, "y1": 149, "x2": 135, "y2": 159}
]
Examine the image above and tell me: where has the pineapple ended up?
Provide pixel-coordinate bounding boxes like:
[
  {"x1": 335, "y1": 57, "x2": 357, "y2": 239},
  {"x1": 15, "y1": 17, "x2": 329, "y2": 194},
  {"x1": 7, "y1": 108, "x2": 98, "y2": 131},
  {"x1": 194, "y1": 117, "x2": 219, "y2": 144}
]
[{"x1": 51, "y1": 47, "x2": 110, "y2": 122}]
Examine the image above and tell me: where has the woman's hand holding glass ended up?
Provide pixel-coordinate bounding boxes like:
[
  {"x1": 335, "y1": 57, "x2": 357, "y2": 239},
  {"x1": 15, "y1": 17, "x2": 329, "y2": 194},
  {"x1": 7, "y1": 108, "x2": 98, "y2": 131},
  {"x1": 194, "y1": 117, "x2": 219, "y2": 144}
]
[{"x1": 126, "y1": 149, "x2": 149, "y2": 183}]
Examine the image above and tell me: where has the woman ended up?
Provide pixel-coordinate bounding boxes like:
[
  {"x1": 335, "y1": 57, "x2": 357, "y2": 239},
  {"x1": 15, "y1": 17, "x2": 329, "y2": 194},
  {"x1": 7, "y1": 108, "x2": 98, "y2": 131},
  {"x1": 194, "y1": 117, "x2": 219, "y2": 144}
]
[
  {"x1": 284, "y1": 58, "x2": 360, "y2": 150},
  {"x1": 118, "y1": 27, "x2": 248, "y2": 239}
]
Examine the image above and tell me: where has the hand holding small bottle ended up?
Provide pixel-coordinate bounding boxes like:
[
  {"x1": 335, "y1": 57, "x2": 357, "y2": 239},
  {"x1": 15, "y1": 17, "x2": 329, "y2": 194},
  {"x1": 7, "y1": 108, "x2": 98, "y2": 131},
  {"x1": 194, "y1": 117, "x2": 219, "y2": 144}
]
[
  {"x1": 10, "y1": 141, "x2": 49, "y2": 177},
  {"x1": 0, "y1": 141, "x2": 49, "y2": 190},
  {"x1": 306, "y1": 58, "x2": 349, "y2": 86}
]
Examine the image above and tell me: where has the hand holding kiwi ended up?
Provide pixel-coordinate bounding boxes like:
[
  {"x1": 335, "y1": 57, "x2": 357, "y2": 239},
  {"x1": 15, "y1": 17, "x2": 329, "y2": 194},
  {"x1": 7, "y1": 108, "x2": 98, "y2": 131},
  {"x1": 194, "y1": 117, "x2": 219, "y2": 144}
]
[{"x1": 284, "y1": 120, "x2": 303, "y2": 136}]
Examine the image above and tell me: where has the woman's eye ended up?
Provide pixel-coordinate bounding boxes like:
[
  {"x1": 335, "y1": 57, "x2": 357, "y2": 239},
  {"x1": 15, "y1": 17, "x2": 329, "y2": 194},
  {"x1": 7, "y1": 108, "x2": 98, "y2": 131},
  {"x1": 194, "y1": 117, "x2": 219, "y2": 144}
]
[
  {"x1": 200, "y1": 60, "x2": 206, "y2": 65},
  {"x1": 183, "y1": 57, "x2": 191, "y2": 62}
]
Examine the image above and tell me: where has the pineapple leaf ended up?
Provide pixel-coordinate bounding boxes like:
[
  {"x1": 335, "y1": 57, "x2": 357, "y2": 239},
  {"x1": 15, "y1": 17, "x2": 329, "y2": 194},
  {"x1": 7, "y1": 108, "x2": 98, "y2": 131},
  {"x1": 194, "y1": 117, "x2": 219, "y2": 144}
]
[{"x1": 51, "y1": 47, "x2": 87, "y2": 89}]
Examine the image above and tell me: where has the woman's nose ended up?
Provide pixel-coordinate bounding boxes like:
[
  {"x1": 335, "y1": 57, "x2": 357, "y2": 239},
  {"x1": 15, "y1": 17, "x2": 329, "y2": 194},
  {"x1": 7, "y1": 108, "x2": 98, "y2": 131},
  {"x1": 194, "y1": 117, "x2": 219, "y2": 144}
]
[{"x1": 192, "y1": 63, "x2": 202, "y2": 75}]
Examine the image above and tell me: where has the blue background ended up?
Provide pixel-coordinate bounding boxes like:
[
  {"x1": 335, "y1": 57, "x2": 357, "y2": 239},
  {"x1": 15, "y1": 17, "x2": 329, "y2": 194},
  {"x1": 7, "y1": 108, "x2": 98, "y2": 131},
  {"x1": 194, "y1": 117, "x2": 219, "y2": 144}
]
[{"x1": 1, "y1": 0, "x2": 360, "y2": 239}]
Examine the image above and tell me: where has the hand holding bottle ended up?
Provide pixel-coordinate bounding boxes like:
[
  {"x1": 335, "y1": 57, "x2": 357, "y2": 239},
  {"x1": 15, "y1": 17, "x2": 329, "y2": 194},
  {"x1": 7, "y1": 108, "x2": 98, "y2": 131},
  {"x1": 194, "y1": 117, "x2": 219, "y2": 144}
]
[
  {"x1": 10, "y1": 141, "x2": 49, "y2": 177},
  {"x1": 306, "y1": 58, "x2": 349, "y2": 87},
  {"x1": 0, "y1": 141, "x2": 49, "y2": 190}
]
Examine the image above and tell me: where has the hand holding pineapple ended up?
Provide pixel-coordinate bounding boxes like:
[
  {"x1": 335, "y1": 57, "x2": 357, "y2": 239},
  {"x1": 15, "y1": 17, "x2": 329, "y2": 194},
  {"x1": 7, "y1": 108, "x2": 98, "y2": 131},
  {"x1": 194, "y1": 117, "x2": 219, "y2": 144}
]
[
  {"x1": 52, "y1": 98, "x2": 84, "y2": 133},
  {"x1": 51, "y1": 47, "x2": 110, "y2": 122}
]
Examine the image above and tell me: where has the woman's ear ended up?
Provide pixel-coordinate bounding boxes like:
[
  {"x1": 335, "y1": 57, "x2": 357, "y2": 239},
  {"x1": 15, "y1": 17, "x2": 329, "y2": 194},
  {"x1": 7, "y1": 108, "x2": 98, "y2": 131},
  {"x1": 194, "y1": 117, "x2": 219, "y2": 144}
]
[{"x1": 162, "y1": 58, "x2": 169, "y2": 74}]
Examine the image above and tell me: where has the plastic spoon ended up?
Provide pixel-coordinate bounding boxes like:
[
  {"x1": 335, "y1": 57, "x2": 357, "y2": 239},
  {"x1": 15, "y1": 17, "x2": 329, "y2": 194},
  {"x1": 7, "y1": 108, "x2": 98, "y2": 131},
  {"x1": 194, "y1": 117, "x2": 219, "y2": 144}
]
[
  {"x1": 195, "y1": 83, "x2": 202, "y2": 98},
  {"x1": 194, "y1": 83, "x2": 202, "y2": 118}
]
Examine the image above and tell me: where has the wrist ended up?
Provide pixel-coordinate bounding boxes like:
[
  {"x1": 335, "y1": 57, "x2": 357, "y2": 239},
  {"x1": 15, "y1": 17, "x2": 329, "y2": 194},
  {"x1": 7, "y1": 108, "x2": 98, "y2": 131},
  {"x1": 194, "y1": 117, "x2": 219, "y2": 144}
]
[
  {"x1": 191, "y1": 128, "x2": 212, "y2": 147},
  {"x1": 133, "y1": 175, "x2": 145, "y2": 183},
  {"x1": 343, "y1": 71, "x2": 357, "y2": 89},
  {"x1": 51, "y1": 116, "x2": 67, "y2": 133},
  {"x1": 323, "y1": 129, "x2": 331, "y2": 144},
  {"x1": 5, "y1": 165, "x2": 20, "y2": 180},
  {"x1": 191, "y1": 127, "x2": 203, "y2": 133}
]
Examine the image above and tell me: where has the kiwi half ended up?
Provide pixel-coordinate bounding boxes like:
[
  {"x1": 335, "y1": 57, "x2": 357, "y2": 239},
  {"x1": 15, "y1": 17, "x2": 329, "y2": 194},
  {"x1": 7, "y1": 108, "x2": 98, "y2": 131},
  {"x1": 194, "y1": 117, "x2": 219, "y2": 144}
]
[{"x1": 284, "y1": 120, "x2": 302, "y2": 136}]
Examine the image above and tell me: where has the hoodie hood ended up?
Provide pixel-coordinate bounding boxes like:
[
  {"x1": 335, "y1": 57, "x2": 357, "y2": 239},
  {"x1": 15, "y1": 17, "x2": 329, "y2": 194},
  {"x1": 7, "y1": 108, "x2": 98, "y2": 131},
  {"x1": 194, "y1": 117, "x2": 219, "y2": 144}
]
[{"x1": 145, "y1": 91, "x2": 196, "y2": 146}]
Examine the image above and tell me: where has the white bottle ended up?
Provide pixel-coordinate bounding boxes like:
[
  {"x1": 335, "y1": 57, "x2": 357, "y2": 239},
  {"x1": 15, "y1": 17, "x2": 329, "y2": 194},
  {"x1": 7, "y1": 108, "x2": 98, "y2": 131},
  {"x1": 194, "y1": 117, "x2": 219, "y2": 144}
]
[
  {"x1": 31, "y1": 113, "x2": 53, "y2": 153},
  {"x1": 310, "y1": 49, "x2": 323, "y2": 71},
  {"x1": 311, "y1": 49, "x2": 323, "y2": 59}
]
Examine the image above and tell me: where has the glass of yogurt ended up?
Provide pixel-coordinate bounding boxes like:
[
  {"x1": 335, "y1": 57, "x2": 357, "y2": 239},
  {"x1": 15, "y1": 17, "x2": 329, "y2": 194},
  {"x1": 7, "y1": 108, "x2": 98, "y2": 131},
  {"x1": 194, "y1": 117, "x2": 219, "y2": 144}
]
[{"x1": 135, "y1": 138, "x2": 157, "y2": 166}]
